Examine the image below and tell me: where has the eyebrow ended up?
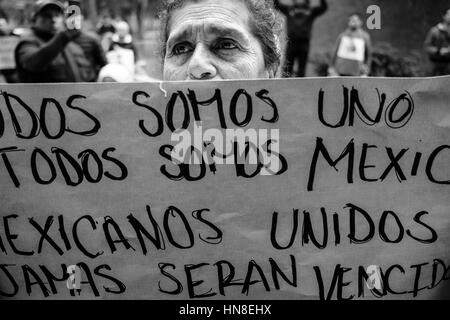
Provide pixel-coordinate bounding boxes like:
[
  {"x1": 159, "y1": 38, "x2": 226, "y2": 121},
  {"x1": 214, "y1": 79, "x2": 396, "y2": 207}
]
[{"x1": 166, "y1": 23, "x2": 251, "y2": 49}]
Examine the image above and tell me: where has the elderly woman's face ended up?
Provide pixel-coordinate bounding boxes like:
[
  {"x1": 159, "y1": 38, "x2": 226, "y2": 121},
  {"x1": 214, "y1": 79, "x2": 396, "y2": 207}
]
[{"x1": 163, "y1": 0, "x2": 271, "y2": 81}]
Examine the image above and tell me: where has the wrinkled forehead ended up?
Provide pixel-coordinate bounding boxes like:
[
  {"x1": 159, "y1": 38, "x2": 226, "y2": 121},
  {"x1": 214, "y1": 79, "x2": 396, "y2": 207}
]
[{"x1": 166, "y1": 0, "x2": 253, "y2": 42}]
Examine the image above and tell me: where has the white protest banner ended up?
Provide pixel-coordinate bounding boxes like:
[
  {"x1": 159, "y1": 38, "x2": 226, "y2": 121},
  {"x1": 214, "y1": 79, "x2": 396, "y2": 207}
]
[
  {"x1": 0, "y1": 77, "x2": 449, "y2": 300},
  {"x1": 0, "y1": 36, "x2": 19, "y2": 70}
]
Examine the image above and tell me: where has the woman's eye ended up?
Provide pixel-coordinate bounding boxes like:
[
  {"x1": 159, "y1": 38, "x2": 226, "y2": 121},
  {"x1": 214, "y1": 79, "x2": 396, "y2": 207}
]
[
  {"x1": 215, "y1": 39, "x2": 238, "y2": 50},
  {"x1": 172, "y1": 43, "x2": 192, "y2": 55}
]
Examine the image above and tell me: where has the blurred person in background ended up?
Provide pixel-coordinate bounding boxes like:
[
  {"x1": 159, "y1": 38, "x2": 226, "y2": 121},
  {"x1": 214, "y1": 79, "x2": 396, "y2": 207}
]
[
  {"x1": 109, "y1": 20, "x2": 139, "y2": 61},
  {"x1": 66, "y1": 0, "x2": 107, "y2": 80},
  {"x1": 104, "y1": 20, "x2": 139, "y2": 79},
  {"x1": 328, "y1": 13, "x2": 372, "y2": 77},
  {"x1": 14, "y1": 0, "x2": 96, "y2": 83},
  {"x1": 96, "y1": 13, "x2": 116, "y2": 52},
  {"x1": 97, "y1": 13, "x2": 116, "y2": 36},
  {"x1": 274, "y1": 0, "x2": 327, "y2": 77},
  {"x1": 101, "y1": 19, "x2": 155, "y2": 82},
  {"x1": 425, "y1": 9, "x2": 450, "y2": 76}
]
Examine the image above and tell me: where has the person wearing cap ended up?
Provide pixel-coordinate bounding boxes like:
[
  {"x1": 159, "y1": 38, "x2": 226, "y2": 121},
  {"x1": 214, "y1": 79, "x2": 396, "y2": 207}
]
[{"x1": 14, "y1": 0, "x2": 96, "y2": 83}]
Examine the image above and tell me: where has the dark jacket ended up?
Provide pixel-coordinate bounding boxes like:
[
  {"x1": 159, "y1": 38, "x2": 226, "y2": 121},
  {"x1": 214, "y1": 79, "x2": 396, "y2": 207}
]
[
  {"x1": 15, "y1": 27, "x2": 95, "y2": 83},
  {"x1": 72, "y1": 31, "x2": 107, "y2": 79},
  {"x1": 274, "y1": 0, "x2": 328, "y2": 41},
  {"x1": 425, "y1": 23, "x2": 450, "y2": 63}
]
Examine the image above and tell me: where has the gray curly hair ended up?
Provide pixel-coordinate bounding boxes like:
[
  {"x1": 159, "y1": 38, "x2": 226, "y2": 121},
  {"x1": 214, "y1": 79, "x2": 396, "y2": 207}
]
[{"x1": 158, "y1": 0, "x2": 284, "y2": 75}]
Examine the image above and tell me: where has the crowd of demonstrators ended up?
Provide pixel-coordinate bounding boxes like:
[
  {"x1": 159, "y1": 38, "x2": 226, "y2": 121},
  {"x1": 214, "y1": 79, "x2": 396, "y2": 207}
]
[
  {"x1": 103, "y1": 20, "x2": 138, "y2": 78},
  {"x1": 273, "y1": 2, "x2": 450, "y2": 78},
  {"x1": 273, "y1": 0, "x2": 373, "y2": 78},
  {"x1": 424, "y1": 9, "x2": 450, "y2": 76},
  {"x1": 92, "y1": 11, "x2": 153, "y2": 81},
  {"x1": 328, "y1": 13, "x2": 372, "y2": 77},
  {"x1": 7, "y1": 0, "x2": 153, "y2": 84},
  {"x1": 274, "y1": 0, "x2": 327, "y2": 77}
]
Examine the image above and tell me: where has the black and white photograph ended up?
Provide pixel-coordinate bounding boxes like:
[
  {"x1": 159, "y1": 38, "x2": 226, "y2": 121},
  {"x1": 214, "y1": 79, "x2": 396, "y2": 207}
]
[{"x1": 0, "y1": 0, "x2": 449, "y2": 316}]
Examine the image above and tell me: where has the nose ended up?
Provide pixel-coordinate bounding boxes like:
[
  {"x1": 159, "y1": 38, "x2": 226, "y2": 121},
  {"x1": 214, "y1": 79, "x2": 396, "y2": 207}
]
[{"x1": 187, "y1": 44, "x2": 217, "y2": 80}]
